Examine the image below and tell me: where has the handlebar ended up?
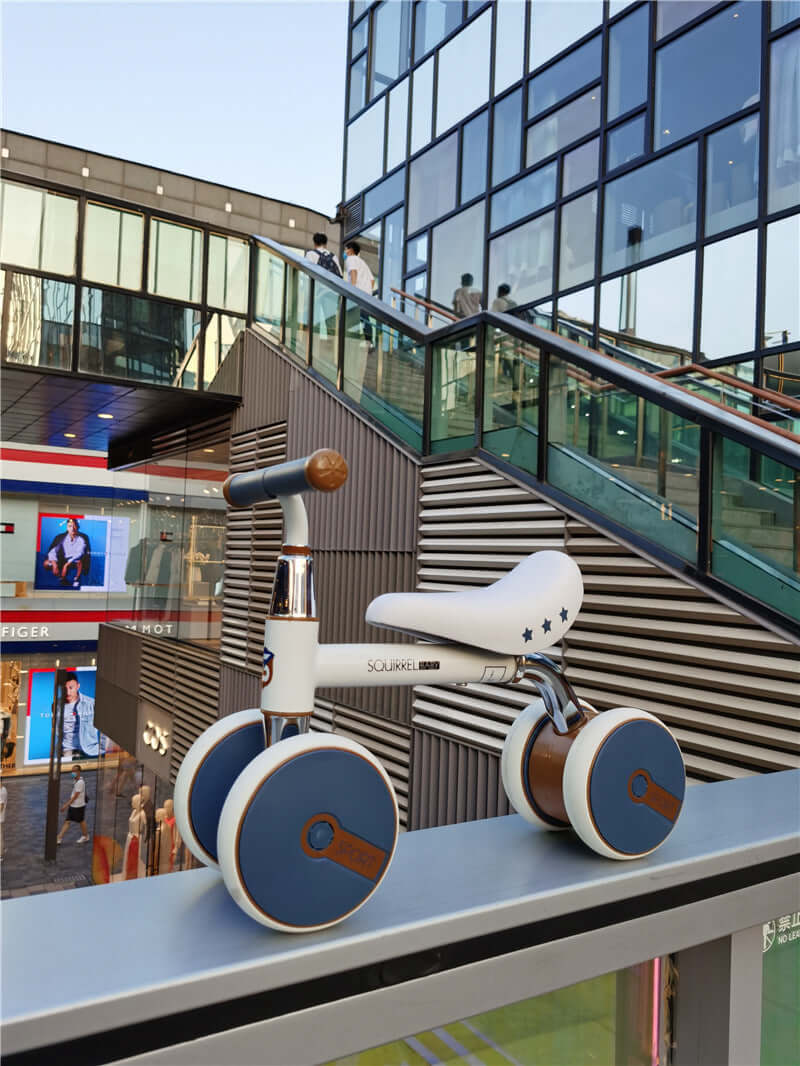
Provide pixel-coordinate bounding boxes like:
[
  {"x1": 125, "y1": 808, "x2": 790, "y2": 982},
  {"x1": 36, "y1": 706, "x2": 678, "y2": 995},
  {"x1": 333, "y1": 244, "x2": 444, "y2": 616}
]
[{"x1": 222, "y1": 449, "x2": 348, "y2": 509}]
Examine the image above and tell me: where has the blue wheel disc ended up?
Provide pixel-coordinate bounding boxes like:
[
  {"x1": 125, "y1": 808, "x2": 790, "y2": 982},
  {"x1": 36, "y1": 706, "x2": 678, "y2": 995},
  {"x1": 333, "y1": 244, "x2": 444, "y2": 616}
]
[
  {"x1": 235, "y1": 747, "x2": 397, "y2": 929},
  {"x1": 190, "y1": 722, "x2": 265, "y2": 863},
  {"x1": 588, "y1": 719, "x2": 685, "y2": 856}
]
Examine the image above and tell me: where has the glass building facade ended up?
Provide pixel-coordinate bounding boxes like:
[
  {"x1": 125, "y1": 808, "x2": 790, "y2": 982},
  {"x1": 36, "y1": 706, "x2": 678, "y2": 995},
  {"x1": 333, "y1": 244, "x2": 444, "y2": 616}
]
[
  {"x1": 342, "y1": 1, "x2": 800, "y2": 391},
  {"x1": 1, "y1": 176, "x2": 286, "y2": 391}
]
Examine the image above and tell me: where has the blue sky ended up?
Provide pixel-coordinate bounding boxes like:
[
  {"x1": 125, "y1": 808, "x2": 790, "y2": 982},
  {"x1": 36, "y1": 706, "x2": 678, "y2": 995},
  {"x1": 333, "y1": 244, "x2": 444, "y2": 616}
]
[{"x1": 1, "y1": 1, "x2": 348, "y2": 216}]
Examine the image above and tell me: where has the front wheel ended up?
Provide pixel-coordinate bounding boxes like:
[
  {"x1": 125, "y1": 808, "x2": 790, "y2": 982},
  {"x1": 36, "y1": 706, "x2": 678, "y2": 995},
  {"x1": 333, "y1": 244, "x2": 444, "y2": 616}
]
[{"x1": 217, "y1": 733, "x2": 399, "y2": 932}]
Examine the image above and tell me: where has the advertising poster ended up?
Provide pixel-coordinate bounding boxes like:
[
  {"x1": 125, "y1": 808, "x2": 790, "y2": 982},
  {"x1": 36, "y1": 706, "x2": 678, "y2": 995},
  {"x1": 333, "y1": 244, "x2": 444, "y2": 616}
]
[
  {"x1": 34, "y1": 513, "x2": 130, "y2": 592},
  {"x1": 24, "y1": 666, "x2": 118, "y2": 765}
]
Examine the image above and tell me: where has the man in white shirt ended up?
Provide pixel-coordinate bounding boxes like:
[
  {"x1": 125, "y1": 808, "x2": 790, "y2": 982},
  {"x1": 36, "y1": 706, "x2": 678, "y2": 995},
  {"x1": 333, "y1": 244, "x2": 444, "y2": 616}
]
[
  {"x1": 43, "y1": 517, "x2": 91, "y2": 588},
  {"x1": 344, "y1": 241, "x2": 376, "y2": 354},
  {"x1": 57, "y1": 764, "x2": 90, "y2": 844}
]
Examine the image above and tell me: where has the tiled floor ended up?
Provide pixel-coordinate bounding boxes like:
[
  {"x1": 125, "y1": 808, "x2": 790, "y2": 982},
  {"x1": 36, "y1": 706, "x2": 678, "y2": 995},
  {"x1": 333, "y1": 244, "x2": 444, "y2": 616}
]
[{"x1": 1, "y1": 770, "x2": 97, "y2": 898}]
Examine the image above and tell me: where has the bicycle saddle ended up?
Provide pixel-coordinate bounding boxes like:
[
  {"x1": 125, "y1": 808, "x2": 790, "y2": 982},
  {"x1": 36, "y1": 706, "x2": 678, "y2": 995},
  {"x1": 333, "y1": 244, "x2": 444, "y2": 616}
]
[{"x1": 366, "y1": 551, "x2": 583, "y2": 655}]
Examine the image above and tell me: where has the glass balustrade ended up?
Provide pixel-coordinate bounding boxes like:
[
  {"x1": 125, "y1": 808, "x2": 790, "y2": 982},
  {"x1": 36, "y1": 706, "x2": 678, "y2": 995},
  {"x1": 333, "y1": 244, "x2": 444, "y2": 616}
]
[
  {"x1": 342, "y1": 300, "x2": 424, "y2": 449},
  {"x1": 547, "y1": 355, "x2": 699, "y2": 561},
  {"x1": 241, "y1": 240, "x2": 800, "y2": 627},
  {"x1": 483, "y1": 328, "x2": 540, "y2": 476},
  {"x1": 711, "y1": 438, "x2": 799, "y2": 622},
  {"x1": 430, "y1": 333, "x2": 478, "y2": 452}
]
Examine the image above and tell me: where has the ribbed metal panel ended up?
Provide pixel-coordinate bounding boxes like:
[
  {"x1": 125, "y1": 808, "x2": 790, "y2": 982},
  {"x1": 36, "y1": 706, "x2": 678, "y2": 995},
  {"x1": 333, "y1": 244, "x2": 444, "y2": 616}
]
[
  {"x1": 133, "y1": 635, "x2": 220, "y2": 784},
  {"x1": 231, "y1": 329, "x2": 294, "y2": 433},
  {"x1": 151, "y1": 413, "x2": 232, "y2": 458},
  {"x1": 220, "y1": 423, "x2": 287, "y2": 671},
  {"x1": 409, "y1": 729, "x2": 511, "y2": 831},
  {"x1": 218, "y1": 662, "x2": 261, "y2": 718},
  {"x1": 316, "y1": 549, "x2": 416, "y2": 724},
  {"x1": 288, "y1": 371, "x2": 419, "y2": 552},
  {"x1": 562, "y1": 518, "x2": 800, "y2": 782}
]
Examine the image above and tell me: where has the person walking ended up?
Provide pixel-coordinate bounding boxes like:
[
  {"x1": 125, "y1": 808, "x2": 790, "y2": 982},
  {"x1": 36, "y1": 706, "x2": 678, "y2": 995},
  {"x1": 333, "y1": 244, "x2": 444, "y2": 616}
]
[
  {"x1": 57, "y1": 765, "x2": 90, "y2": 844},
  {"x1": 305, "y1": 233, "x2": 342, "y2": 277},
  {"x1": 344, "y1": 241, "x2": 376, "y2": 352}
]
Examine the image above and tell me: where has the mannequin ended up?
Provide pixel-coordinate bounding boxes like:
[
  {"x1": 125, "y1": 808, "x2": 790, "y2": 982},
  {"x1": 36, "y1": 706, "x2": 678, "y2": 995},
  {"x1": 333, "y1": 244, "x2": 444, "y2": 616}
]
[
  {"x1": 123, "y1": 794, "x2": 146, "y2": 879},
  {"x1": 153, "y1": 807, "x2": 166, "y2": 875},
  {"x1": 138, "y1": 784, "x2": 154, "y2": 837},
  {"x1": 163, "y1": 798, "x2": 182, "y2": 873}
]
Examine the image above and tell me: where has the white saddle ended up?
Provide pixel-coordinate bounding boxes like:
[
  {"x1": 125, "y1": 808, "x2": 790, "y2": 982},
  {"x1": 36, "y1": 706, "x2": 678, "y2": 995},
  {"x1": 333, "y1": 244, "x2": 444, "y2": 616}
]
[{"x1": 366, "y1": 551, "x2": 583, "y2": 655}]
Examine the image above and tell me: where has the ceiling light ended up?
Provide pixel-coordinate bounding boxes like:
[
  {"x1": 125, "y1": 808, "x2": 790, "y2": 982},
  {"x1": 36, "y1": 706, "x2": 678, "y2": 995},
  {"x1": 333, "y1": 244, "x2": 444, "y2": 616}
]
[
  {"x1": 203, "y1": 447, "x2": 214, "y2": 453},
  {"x1": 97, "y1": 412, "x2": 114, "y2": 419},
  {"x1": 663, "y1": 129, "x2": 670, "y2": 135},
  {"x1": 64, "y1": 432, "x2": 77, "y2": 438}
]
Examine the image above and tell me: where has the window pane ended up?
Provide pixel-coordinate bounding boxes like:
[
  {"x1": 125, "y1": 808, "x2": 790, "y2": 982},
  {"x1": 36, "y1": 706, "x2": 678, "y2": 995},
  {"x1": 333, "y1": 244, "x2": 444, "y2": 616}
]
[
  {"x1": 656, "y1": 1, "x2": 717, "y2": 39},
  {"x1": 349, "y1": 54, "x2": 367, "y2": 119},
  {"x1": 768, "y1": 28, "x2": 800, "y2": 214},
  {"x1": 763, "y1": 214, "x2": 800, "y2": 348},
  {"x1": 407, "y1": 233, "x2": 428, "y2": 271},
  {"x1": 352, "y1": 0, "x2": 367, "y2": 21},
  {"x1": 351, "y1": 14, "x2": 368, "y2": 55},
  {"x1": 0, "y1": 181, "x2": 42, "y2": 269},
  {"x1": 430, "y1": 201, "x2": 485, "y2": 314},
  {"x1": 78, "y1": 286, "x2": 199, "y2": 386},
  {"x1": 461, "y1": 110, "x2": 488, "y2": 204},
  {"x1": 42, "y1": 193, "x2": 78, "y2": 275},
  {"x1": 602, "y1": 145, "x2": 697, "y2": 274},
  {"x1": 408, "y1": 133, "x2": 458, "y2": 233},
  {"x1": 488, "y1": 210, "x2": 555, "y2": 308},
  {"x1": 386, "y1": 78, "x2": 409, "y2": 171},
  {"x1": 772, "y1": 1, "x2": 800, "y2": 29},
  {"x1": 654, "y1": 3, "x2": 761, "y2": 151},
  {"x1": 528, "y1": 35, "x2": 601, "y2": 118},
  {"x1": 490, "y1": 162, "x2": 557, "y2": 232},
  {"x1": 608, "y1": 5, "x2": 649, "y2": 122},
  {"x1": 415, "y1": 0, "x2": 462, "y2": 60},
  {"x1": 606, "y1": 114, "x2": 646, "y2": 171},
  {"x1": 346, "y1": 98, "x2": 386, "y2": 197},
  {"x1": 410, "y1": 57, "x2": 434, "y2": 153},
  {"x1": 700, "y1": 230, "x2": 757, "y2": 360},
  {"x1": 436, "y1": 9, "x2": 491, "y2": 135},
  {"x1": 382, "y1": 208, "x2": 404, "y2": 307},
  {"x1": 600, "y1": 252, "x2": 695, "y2": 369},
  {"x1": 207, "y1": 234, "x2": 249, "y2": 312},
  {"x1": 363, "y1": 169, "x2": 405, "y2": 226},
  {"x1": 557, "y1": 286, "x2": 595, "y2": 345},
  {"x1": 2, "y1": 273, "x2": 74, "y2": 369},
  {"x1": 526, "y1": 88, "x2": 601, "y2": 167},
  {"x1": 559, "y1": 190, "x2": 597, "y2": 291},
  {"x1": 493, "y1": 89, "x2": 522, "y2": 186},
  {"x1": 563, "y1": 137, "x2": 599, "y2": 196},
  {"x1": 706, "y1": 115, "x2": 759, "y2": 237},
  {"x1": 529, "y1": 1, "x2": 603, "y2": 70},
  {"x1": 147, "y1": 219, "x2": 203, "y2": 303},
  {"x1": 254, "y1": 248, "x2": 284, "y2": 336},
  {"x1": 494, "y1": 0, "x2": 525, "y2": 95},
  {"x1": 83, "y1": 203, "x2": 143, "y2": 290},
  {"x1": 371, "y1": 0, "x2": 412, "y2": 98}
]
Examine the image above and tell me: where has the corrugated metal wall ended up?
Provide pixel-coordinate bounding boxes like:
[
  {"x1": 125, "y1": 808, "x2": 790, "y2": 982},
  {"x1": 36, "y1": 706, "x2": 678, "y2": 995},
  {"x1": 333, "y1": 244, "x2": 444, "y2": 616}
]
[
  {"x1": 409, "y1": 458, "x2": 799, "y2": 830},
  {"x1": 137, "y1": 636, "x2": 220, "y2": 784}
]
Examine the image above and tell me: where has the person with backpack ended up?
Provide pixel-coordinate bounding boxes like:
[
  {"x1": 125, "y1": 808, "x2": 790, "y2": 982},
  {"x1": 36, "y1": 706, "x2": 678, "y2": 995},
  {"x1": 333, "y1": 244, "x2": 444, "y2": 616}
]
[{"x1": 306, "y1": 233, "x2": 342, "y2": 277}]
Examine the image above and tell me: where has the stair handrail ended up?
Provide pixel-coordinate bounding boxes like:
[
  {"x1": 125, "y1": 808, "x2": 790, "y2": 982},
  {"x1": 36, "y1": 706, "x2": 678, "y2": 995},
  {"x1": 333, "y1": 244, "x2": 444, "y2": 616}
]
[
  {"x1": 390, "y1": 287, "x2": 460, "y2": 324},
  {"x1": 656, "y1": 363, "x2": 800, "y2": 415}
]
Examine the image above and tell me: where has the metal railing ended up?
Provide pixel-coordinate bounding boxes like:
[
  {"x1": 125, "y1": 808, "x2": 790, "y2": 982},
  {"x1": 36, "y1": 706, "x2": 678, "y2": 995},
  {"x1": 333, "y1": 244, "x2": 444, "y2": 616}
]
[{"x1": 236, "y1": 237, "x2": 800, "y2": 635}]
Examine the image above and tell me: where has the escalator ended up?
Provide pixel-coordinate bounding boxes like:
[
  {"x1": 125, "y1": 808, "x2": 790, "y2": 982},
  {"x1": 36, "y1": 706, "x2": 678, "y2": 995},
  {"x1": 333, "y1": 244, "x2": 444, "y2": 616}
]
[{"x1": 228, "y1": 238, "x2": 800, "y2": 639}]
